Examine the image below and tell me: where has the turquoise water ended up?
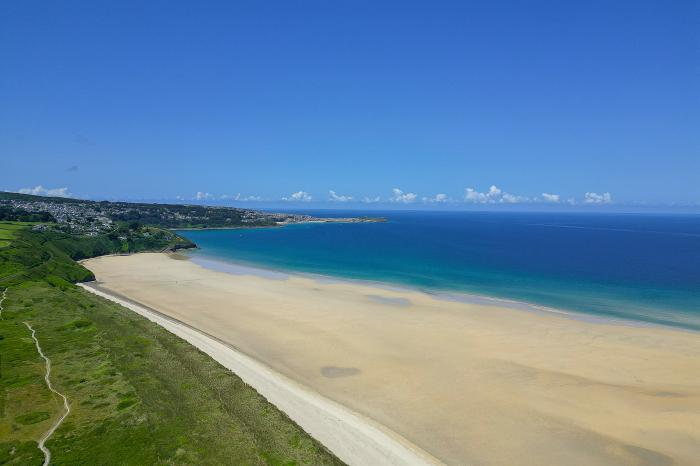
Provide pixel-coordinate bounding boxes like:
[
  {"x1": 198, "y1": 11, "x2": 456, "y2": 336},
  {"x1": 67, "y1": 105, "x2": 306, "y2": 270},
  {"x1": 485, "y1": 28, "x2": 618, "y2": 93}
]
[{"x1": 178, "y1": 211, "x2": 700, "y2": 331}]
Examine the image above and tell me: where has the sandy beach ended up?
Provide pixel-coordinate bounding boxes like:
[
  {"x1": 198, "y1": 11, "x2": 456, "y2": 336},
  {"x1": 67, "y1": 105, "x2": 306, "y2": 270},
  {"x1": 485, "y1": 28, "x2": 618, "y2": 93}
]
[{"x1": 83, "y1": 253, "x2": 700, "y2": 466}]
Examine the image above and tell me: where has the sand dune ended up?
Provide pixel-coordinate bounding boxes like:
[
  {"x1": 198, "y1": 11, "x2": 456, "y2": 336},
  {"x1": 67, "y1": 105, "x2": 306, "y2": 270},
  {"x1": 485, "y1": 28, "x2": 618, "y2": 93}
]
[{"x1": 83, "y1": 253, "x2": 700, "y2": 466}]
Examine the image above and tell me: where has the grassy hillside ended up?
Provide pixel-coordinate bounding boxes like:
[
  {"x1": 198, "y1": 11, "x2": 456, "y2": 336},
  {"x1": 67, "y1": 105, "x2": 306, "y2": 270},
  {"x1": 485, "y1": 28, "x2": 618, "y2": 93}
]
[{"x1": 0, "y1": 224, "x2": 342, "y2": 465}]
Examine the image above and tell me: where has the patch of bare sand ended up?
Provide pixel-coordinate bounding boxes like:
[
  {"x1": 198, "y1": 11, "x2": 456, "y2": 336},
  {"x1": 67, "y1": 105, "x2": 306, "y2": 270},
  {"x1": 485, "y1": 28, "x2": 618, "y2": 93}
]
[{"x1": 83, "y1": 253, "x2": 700, "y2": 466}]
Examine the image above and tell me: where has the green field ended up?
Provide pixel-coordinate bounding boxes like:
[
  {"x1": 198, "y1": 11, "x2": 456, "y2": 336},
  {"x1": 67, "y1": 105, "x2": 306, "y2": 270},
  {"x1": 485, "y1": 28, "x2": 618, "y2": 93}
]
[
  {"x1": 0, "y1": 222, "x2": 29, "y2": 248},
  {"x1": 0, "y1": 226, "x2": 342, "y2": 464}
]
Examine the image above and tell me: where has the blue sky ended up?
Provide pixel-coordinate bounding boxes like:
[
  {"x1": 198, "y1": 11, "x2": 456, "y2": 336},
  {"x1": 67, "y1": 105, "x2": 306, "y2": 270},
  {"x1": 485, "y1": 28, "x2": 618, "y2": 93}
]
[{"x1": 2, "y1": 1, "x2": 698, "y2": 209}]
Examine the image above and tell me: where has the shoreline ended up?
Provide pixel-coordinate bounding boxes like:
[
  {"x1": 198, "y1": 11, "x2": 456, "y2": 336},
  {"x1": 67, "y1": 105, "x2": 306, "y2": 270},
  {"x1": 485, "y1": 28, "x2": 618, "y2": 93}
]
[
  {"x1": 78, "y1": 282, "x2": 439, "y2": 466},
  {"x1": 184, "y1": 251, "x2": 698, "y2": 334},
  {"x1": 81, "y1": 252, "x2": 700, "y2": 465}
]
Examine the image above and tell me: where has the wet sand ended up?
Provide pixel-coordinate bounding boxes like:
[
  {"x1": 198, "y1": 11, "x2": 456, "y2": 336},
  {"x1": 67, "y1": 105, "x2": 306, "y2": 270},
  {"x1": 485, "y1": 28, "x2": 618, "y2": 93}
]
[{"x1": 83, "y1": 253, "x2": 700, "y2": 466}]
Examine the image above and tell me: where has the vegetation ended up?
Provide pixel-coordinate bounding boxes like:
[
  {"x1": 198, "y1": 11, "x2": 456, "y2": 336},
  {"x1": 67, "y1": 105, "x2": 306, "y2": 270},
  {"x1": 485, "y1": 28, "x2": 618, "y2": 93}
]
[
  {"x1": 51, "y1": 224, "x2": 196, "y2": 260},
  {"x1": 0, "y1": 207, "x2": 55, "y2": 224},
  {"x1": 107, "y1": 204, "x2": 277, "y2": 229},
  {"x1": 0, "y1": 222, "x2": 194, "y2": 287},
  {"x1": 0, "y1": 222, "x2": 26, "y2": 249},
  {"x1": 0, "y1": 224, "x2": 342, "y2": 465}
]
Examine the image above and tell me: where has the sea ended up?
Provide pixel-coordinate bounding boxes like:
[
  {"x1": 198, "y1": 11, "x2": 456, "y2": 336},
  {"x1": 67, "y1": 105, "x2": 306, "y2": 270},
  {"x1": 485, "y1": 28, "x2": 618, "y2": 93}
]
[{"x1": 177, "y1": 211, "x2": 700, "y2": 332}]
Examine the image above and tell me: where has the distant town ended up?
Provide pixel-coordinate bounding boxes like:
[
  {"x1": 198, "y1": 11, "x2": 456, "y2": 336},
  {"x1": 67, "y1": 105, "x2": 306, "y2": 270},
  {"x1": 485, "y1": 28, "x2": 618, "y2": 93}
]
[{"x1": 0, "y1": 191, "x2": 383, "y2": 235}]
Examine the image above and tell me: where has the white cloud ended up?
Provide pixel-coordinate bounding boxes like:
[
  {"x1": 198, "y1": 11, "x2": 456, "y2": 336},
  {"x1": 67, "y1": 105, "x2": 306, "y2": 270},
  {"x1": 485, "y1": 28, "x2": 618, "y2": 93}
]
[
  {"x1": 196, "y1": 192, "x2": 261, "y2": 201},
  {"x1": 501, "y1": 192, "x2": 526, "y2": 203},
  {"x1": 541, "y1": 193, "x2": 560, "y2": 203},
  {"x1": 584, "y1": 192, "x2": 612, "y2": 204},
  {"x1": 362, "y1": 196, "x2": 381, "y2": 203},
  {"x1": 390, "y1": 188, "x2": 417, "y2": 203},
  {"x1": 329, "y1": 190, "x2": 353, "y2": 202},
  {"x1": 225, "y1": 193, "x2": 261, "y2": 201},
  {"x1": 465, "y1": 185, "x2": 496, "y2": 203},
  {"x1": 422, "y1": 193, "x2": 450, "y2": 203},
  {"x1": 464, "y1": 185, "x2": 525, "y2": 204},
  {"x1": 18, "y1": 185, "x2": 72, "y2": 198},
  {"x1": 282, "y1": 191, "x2": 312, "y2": 202}
]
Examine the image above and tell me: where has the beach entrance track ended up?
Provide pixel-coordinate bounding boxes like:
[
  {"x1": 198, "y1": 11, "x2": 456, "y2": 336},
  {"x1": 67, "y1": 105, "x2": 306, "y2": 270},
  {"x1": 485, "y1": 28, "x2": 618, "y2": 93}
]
[
  {"x1": 78, "y1": 283, "x2": 441, "y2": 466},
  {"x1": 24, "y1": 321, "x2": 71, "y2": 466}
]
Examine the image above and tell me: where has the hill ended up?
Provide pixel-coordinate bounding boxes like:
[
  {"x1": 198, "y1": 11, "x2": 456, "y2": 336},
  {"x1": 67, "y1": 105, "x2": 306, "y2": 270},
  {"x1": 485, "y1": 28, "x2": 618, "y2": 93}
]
[{"x1": 0, "y1": 221, "x2": 342, "y2": 465}]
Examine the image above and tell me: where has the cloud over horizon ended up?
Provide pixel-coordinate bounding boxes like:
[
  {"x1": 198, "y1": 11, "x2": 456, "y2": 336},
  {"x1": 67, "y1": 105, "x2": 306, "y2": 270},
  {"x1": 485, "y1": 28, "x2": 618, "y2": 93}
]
[
  {"x1": 541, "y1": 193, "x2": 560, "y2": 203},
  {"x1": 263, "y1": 186, "x2": 614, "y2": 206},
  {"x1": 18, "y1": 185, "x2": 72, "y2": 198},
  {"x1": 584, "y1": 192, "x2": 612, "y2": 204},
  {"x1": 218, "y1": 193, "x2": 262, "y2": 201},
  {"x1": 423, "y1": 193, "x2": 450, "y2": 203},
  {"x1": 390, "y1": 188, "x2": 417, "y2": 203},
  {"x1": 282, "y1": 191, "x2": 313, "y2": 202},
  {"x1": 42, "y1": 185, "x2": 614, "y2": 208},
  {"x1": 462, "y1": 186, "x2": 597, "y2": 205},
  {"x1": 329, "y1": 190, "x2": 353, "y2": 202},
  {"x1": 464, "y1": 185, "x2": 525, "y2": 204}
]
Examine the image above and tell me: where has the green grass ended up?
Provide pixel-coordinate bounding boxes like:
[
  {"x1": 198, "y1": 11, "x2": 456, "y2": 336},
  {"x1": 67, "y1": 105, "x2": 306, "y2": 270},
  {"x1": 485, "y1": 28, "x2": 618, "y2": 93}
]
[
  {"x1": 14, "y1": 412, "x2": 51, "y2": 425},
  {"x1": 0, "y1": 226, "x2": 343, "y2": 465},
  {"x1": 0, "y1": 222, "x2": 30, "y2": 249},
  {"x1": 0, "y1": 222, "x2": 33, "y2": 230}
]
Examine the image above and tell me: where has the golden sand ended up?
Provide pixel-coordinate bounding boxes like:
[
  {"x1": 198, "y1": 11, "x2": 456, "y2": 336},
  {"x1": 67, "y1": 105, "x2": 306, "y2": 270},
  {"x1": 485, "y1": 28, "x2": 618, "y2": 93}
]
[{"x1": 83, "y1": 253, "x2": 700, "y2": 466}]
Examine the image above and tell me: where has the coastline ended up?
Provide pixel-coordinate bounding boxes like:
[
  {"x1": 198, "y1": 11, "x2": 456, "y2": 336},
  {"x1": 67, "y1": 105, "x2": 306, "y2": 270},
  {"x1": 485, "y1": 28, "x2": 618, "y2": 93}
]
[
  {"x1": 78, "y1": 282, "x2": 439, "y2": 466},
  {"x1": 186, "y1": 251, "x2": 697, "y2": 334},
  {"x1": 81, "y1": 252, "x2": 700, "y2": 466},
  {"x1": 176, "y1": 214, "x2": 700, "y2": 333}
]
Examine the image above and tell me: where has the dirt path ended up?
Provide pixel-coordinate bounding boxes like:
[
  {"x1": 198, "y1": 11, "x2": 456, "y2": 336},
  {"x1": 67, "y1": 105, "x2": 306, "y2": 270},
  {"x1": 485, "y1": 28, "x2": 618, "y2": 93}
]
[
  {"x1": 24, "y1": 321, "x2": 71, "y2": 466},
  {"x1": 0, "y1": 287, "x2": 7, "y2": 319}
]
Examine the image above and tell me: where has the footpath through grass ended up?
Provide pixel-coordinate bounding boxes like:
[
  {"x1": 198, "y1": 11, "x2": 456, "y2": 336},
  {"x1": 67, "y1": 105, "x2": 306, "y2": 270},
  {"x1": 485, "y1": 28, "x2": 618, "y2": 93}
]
[{"x1": 0, "y1": 225, "x2": 343, "y2": 465}]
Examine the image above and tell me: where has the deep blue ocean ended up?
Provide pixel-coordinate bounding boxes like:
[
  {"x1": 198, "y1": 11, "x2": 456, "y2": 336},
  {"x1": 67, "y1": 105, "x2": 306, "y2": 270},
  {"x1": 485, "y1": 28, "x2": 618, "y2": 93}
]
[{"x1": 178, "y1": 211, "x2": 700, "y2": 331}]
